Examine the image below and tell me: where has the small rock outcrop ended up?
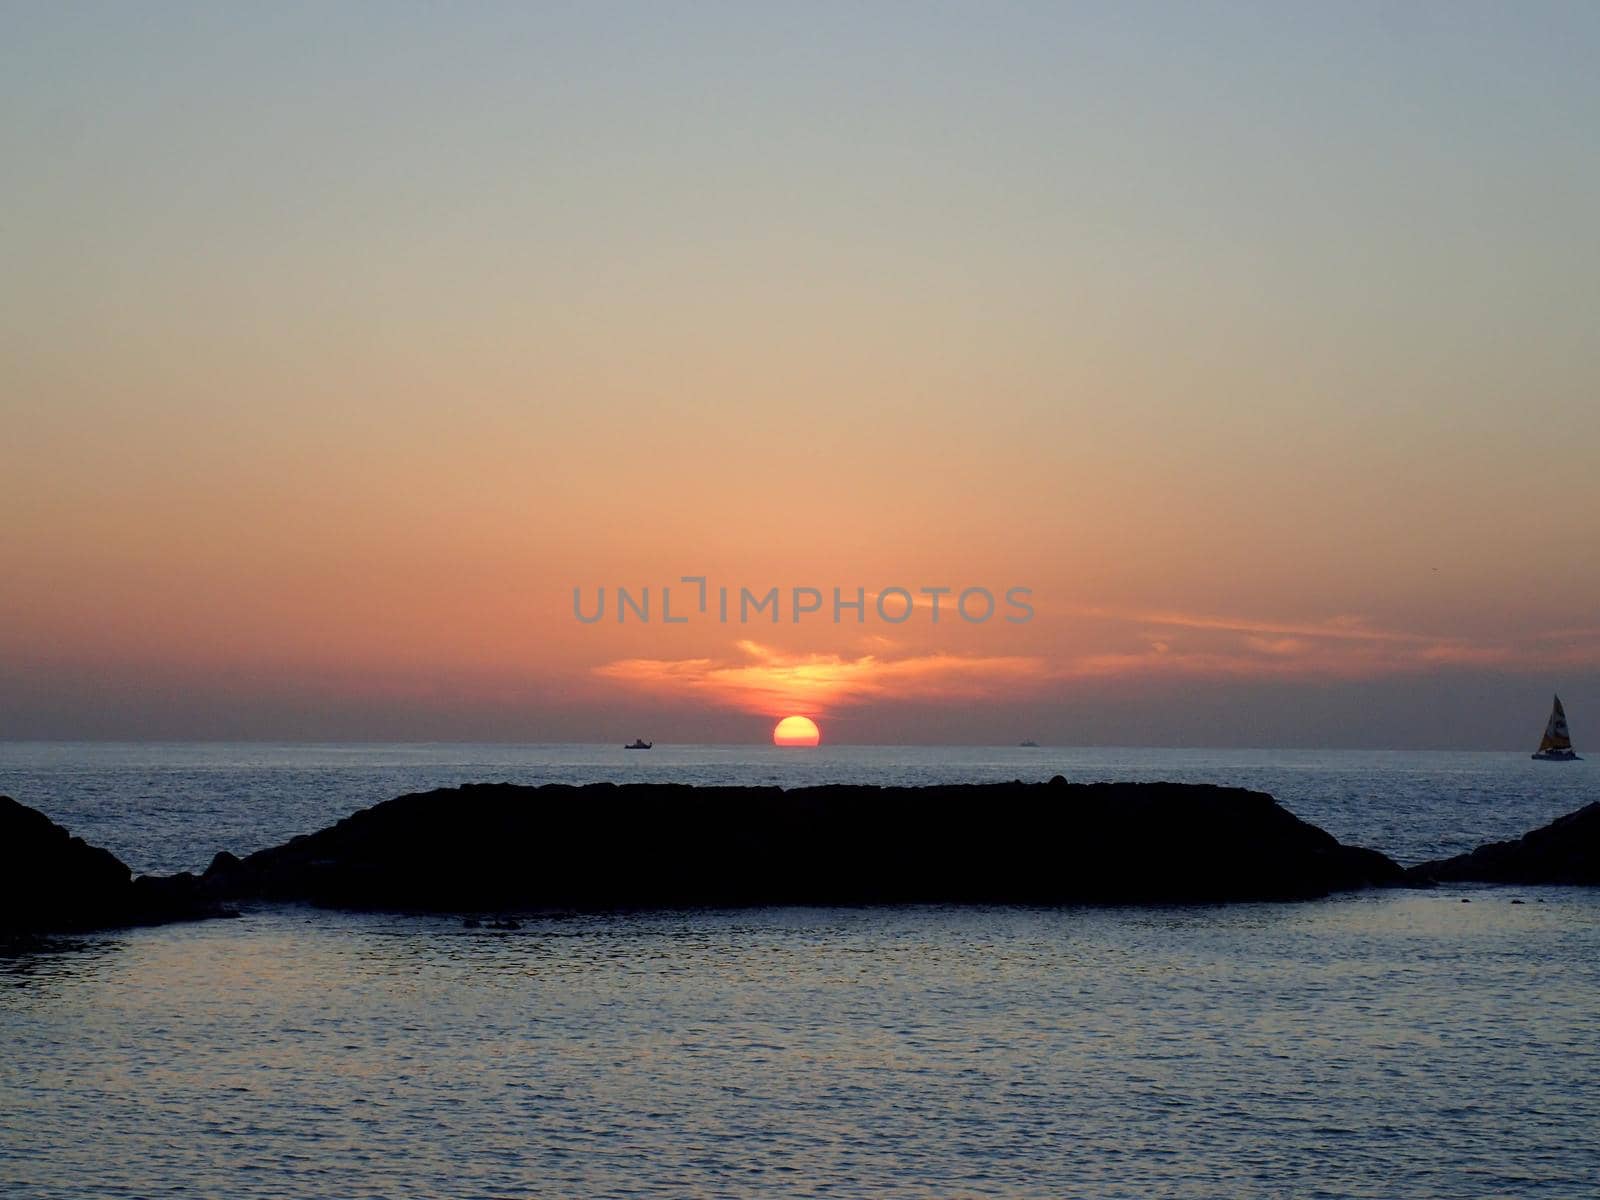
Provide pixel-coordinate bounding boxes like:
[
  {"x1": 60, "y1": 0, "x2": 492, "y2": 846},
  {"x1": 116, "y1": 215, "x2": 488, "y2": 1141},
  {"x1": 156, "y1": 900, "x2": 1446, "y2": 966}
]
[
  {"x1": 1408, "y1": 801, "x2": 1600, "y2": 885},
  {"x1": 198, "y1": 779, "x2": 1404, "y2": 910},
  {"x1": 1, "y1": 796, "x2": 235, "y2": 935}
]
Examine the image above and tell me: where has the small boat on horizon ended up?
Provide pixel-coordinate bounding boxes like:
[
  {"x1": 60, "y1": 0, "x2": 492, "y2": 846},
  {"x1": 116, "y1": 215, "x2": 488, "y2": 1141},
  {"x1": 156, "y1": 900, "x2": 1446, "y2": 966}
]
[
  {"x1": 624, "y1": 739, "x2": 653, "y2": 750},
  {"x1": 1532, "y1": 695, "x2": 1581, "y2": 761},
  {"x1": 1018, "y1": 740, "x2": 1039, "y2": 748}
]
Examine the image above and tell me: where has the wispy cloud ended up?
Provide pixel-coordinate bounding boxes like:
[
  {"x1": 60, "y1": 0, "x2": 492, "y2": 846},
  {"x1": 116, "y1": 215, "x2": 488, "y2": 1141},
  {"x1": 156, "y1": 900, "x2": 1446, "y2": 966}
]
[
  {"x1": 594, "y1": 640, "x2": 1049, "y2": 716},
  {"x1": 591, "y1": 612, "x2": 1600, "y2": 716},
  {"x1": 1065, "y1": 607, "x2": 1600, "y2": 680},
  {"x1": 1070, "y1": 606, "x2": 1435, "y2": 644}
]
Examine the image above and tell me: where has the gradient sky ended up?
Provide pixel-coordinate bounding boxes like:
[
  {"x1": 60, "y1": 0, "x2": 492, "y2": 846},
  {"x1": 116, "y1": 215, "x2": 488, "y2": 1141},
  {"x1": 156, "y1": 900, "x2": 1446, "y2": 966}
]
[{"x1": 4, "y1": 2, "x2": 1598, "y2": 746}]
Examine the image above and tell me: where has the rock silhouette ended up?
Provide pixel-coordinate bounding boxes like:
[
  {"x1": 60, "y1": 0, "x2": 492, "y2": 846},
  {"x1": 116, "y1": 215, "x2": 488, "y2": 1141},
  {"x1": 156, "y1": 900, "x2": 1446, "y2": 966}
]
[
  {"x1": 1, "y1": 795, "x2": 234, "y2": 935},
  {"x1": 16, "y1": 784, "x2": 1600, "y2": 937},
  {"x1": 1407, "y1": 801, "x2": 1600, "y2": 885},
  {"x1": 196, "y1": 779, "x2": 1405, "y2": 910}
]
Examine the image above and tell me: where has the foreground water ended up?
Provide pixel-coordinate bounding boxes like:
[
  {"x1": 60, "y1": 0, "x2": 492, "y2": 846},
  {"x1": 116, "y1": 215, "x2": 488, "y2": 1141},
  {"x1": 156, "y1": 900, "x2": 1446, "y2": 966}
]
[{"x1": 4, "y1": 745, "x2": 1599, "y2": 1197}]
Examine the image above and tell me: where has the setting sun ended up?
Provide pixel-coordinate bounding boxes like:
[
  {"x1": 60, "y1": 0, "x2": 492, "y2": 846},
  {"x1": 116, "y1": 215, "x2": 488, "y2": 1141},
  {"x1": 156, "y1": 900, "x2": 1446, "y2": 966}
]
[{"x1": 773, "y1": 715, "x2": 821, "y2": 747}]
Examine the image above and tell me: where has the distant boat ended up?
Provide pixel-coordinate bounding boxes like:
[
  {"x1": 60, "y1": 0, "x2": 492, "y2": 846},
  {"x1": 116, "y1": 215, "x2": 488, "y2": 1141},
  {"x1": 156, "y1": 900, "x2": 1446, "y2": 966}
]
[
  {"x1": 1018, "y1": 740, "x2": 1039, "y2": 748},
  {"x1": 1531, "y1": 695, "x2": 1581, "y2": 761},
  {"x1": 624, "y1": 739, "x2": 653, "y2": 750}
]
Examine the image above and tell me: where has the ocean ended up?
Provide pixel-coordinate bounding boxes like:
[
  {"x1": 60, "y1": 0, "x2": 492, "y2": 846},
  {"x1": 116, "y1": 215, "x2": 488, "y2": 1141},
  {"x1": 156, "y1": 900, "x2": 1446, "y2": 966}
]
[{"x1": 4, "y1": 744, "x2": 1599, "y2": 1198}]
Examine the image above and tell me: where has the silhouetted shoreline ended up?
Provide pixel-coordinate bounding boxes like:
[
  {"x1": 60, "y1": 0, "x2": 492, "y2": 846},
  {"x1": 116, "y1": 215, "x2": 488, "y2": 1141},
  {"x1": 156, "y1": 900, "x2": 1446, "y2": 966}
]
[
  {"x1": 196, "y1": 778, "x2": 1408, "y2": 910},
  {"x1": 1406, "y1": 801, "x2": 1600, "y2": 885},
  {"x1": 0, "y1": 796, "x2": 235, "y2": 938},
  {"x1": 6, "y1": 780, "x2": 1598, "y2": 939}
]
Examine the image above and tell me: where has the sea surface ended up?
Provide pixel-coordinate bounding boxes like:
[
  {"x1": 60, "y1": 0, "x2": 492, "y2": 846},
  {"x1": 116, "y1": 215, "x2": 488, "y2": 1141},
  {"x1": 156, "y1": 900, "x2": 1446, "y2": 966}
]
[{"x1": 4, "y1": 744, "x2": 1599, "y2": 1198}]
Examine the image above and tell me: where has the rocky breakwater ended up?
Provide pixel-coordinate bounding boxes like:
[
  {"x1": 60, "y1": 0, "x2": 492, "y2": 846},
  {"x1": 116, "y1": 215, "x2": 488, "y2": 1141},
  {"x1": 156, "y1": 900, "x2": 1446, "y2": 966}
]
[
  {"x1": 1, "y1": 796, "x2": 234, "y2": 939},
  {"x1": 1408, "y1": 801, "x2": 1600, "y2": 885},
  {"x1": 197, "y1": 778, "x2": 1406, "y2": 910}
]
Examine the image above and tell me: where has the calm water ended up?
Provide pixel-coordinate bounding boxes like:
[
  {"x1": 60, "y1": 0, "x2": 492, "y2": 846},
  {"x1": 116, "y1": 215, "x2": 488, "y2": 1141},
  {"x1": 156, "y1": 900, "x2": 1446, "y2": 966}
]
[{"x1": 4, "y1": 744, "x2": 1599, "y2": 1198}]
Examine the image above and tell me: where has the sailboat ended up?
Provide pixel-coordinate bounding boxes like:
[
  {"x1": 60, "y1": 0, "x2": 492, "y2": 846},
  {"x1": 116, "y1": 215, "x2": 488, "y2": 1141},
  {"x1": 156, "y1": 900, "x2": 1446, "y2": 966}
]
[{"x1": 1531, "y1": 694, "x2": 1581, "y2": 761}]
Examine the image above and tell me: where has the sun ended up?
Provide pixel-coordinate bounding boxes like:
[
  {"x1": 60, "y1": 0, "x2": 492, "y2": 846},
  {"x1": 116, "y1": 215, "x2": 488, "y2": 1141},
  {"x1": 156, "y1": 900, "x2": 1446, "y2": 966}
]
[{"x1": 773, "y1": 715, "x2": 821, "y2": 747}]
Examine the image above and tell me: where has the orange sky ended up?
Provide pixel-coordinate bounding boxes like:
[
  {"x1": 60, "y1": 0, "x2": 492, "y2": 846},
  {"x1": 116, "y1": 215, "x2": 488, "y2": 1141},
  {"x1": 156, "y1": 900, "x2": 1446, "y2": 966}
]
[{"x1": 3, "y1": 5, "x2": 1599, "y2": 745}]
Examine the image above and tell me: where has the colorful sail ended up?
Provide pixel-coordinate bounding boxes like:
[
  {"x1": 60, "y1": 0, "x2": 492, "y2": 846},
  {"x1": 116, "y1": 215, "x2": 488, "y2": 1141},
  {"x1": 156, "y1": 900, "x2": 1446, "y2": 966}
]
[{"x1": 1536, "y1": 694, "x2": 1572, "y2": 753}]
